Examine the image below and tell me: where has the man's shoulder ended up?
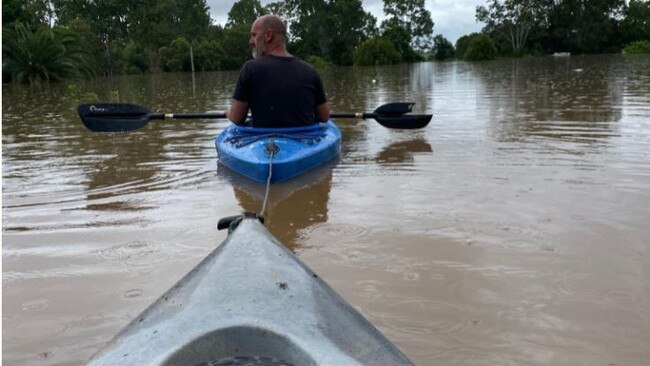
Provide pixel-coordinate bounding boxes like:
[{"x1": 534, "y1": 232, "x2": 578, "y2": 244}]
[{"x1": 259, "y1": 55, "x2": 313, "y2": 68}]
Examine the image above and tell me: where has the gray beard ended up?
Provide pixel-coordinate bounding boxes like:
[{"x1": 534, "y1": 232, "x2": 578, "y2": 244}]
[{"x1": 252, "y1": 40, "x2": 267, "y2": 59}]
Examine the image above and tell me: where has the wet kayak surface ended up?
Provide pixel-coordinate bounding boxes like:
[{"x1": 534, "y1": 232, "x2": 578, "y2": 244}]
[{"x1": 3, "y1": 54, "x2": 650, "y2": 365}]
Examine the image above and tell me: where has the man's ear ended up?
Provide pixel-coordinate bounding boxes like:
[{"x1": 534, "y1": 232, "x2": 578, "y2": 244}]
[{"x1": 265, "y1": 29, "x2": 273, "y2": 43}]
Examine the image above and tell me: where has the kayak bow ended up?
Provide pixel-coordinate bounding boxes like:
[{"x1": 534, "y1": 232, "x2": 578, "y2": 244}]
[{"x1": 87, "y1": 215, "x2": 414, "y2": 366}]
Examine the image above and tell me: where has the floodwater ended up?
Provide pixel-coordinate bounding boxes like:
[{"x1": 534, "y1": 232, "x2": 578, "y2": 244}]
[{"x1": 3, "y1": 54, "x2": 650, "y2": 365}]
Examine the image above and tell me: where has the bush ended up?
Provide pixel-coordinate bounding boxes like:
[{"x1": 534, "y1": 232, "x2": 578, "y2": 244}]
[
  {"x1": 353, "y1": 37, "x2": 402, "y2": 66},
  {"x1": 464, "y1": 34, "x2": 498, "y2": 61},
  {"x1": 305, "y1": 55, "x2": 334, "y2": 69},
  {"x1": 623, "y1": 40, "x2": 650, "y2": 54}
]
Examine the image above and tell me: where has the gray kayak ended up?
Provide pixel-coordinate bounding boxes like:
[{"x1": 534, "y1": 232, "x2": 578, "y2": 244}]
[{"x1": 87, "y1": 214, "x2": 414, "y2": 365}]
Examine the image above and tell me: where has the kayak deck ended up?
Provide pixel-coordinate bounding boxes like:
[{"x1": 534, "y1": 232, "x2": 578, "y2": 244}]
[
  {"x1": 215, "y1": 122, "x2": 342, "y2": 183},
  {"x1": 88, "y1": 216, "x2": 413, "y2": 365}
]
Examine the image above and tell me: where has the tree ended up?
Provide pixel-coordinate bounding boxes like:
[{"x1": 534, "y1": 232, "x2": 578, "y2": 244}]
[
  {"x1": 53, "y1": 0, "x2": 130, "y2": 76},
  {"x1": 455, "y1": 32, "x2": 480, "y2": 59},
  {"x1": 547, "y1": 0, "x2": 626, "y2": 53},
  {"x1": 353, "y1": 37, "x2": 402, "y2": 65},
  {"x1": 432, "y1": 34, "x2": 455, "y2": 60},
  {"x1": 3, "y1": 22, "x2": 96, "y2": 83},
  {"x1": 381, "y1": 0, "x2": 434, "y2": 61},
  {"x1": 221, "y1": 23, "x2": 252, "y2": 70},
  {"x1": 171, "y1": 0, "x2": 211, "y2": 73},
  {"x1": 464, "y1": 34, "x2": 498, "y2": 61},
  {"x1": 383, "y1": 0, "x2": 434, "y2": 48},
  {"x1": 476, "y1": 0, "x2": 545, "y2": 55},
  {"x1": 227, "y1": 0, "x2": 265, "y2": 27},
  {"x1": 3, "y1": 0, "x2": 49, "y2": 25},
  {"x1": 622, "y1": 0, "x2": 650, "y2": 44},
  {"x1": 285, "y1": 0, "x2": 376, "y2": 65}
]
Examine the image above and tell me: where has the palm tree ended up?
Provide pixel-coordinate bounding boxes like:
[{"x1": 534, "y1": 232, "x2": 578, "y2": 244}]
[{"x1": 3, "y1": 22, "x2": 97, "y2": 83}]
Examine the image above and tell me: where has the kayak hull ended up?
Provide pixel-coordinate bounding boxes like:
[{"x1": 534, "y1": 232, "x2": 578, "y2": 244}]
[
  {"x1": 215, "y1": 122, "x2": 342, "y2": 183},
  {"x1": 87, "y1": 217, "x2": 414, "y2": 365}
]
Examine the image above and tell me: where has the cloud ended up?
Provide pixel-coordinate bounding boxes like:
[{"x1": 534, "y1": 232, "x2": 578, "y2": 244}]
[{"x1": 207, "y1": 0, "x2": 485, "y2": 43}]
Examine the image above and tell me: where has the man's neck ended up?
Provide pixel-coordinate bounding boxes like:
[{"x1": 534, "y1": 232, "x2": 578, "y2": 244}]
[{"x1": 266, "y1": 44, "x2": 291, "y2": 57}]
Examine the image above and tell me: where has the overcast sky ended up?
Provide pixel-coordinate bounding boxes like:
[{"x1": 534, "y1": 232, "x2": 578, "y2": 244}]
[{"x1": 206, "y1": 0, "x2": 486, "y2": 44}]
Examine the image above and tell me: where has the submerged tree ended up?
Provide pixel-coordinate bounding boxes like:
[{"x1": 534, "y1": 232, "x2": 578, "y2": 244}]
[
  {"x1": 464, "y1": 34, "x2": 498, "y2": 61},
  {"x1": 284, "y1": 0, "x2": 376, "y2": 65},
  {"x1": 476, "y1": 0, "x2": 545, "y2": 55},
  {"x1": 432, "y1": 34, "x2": 455, "y2": 60},
  {"x1": 381, "y1": 0, "x2": 434, "y2": 60},
  {"x1": 353, "y1": 36, "x2": 402, "y2": 65}
]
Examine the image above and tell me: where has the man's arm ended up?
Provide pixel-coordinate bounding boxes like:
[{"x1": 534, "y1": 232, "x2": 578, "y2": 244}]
[
  {"x1": 315, "y1": 102, "x2": 330, "y2": 122},
  {"x1": 225, "y1": 99, "x2": 249, "y2": 124}
]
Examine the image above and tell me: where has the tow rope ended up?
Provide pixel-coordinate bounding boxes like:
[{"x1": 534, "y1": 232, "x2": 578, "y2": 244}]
[{"x1": 260, "y1": 139, "x2": 278, "y2": 218}]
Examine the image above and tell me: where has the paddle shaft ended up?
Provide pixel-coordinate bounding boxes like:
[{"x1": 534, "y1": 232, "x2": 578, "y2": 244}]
[
  {"x1": 150, "y1": 112, "x2": 226, "y2": 120},
  {"x1": 154, "y1": 112, "x2": 374, "y2": 120}
]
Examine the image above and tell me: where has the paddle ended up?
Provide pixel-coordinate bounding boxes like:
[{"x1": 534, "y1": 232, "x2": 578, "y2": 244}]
[{"x1": 78, "y1": 102, "x2": 432, "y2": 132}]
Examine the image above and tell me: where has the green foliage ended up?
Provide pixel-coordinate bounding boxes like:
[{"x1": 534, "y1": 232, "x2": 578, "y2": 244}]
[
  {"x1": 3, "y1": 22, "x2": 97, "y2": 83},
  {"x1": 287, "y1": 0, "x2": 376, "y2": 66},
  {"x1": 622, "y1": 0, "x2": 650, "y2": 44},
  {"x1": 3, "y1": 0, "x2": 45, "y2": 24},
  {"x1": 221, "y1": 24, "x2": 253, "y2": 70},
  {"x1": 455, "y1": 33, "x2": 480, "y2": 59},
  {"x1": 193, "y1": 39, "x2": 226, "y2": 71},
  {"x1": 432, "y1": 34, "x2": 455, "y2": 61},
  {"x1": 380, "y1": 0, "x2": 433, "y2": 60},
  {"x1": 67, "y1": 84, "x2": 99, "y2": 102},
  {"x1": 227, "y1": 0, "x2": 265, "y2": 27},
  {"x1": 476, "y1": 0, "x2": 544, "y2": 54},
  {"x1": 120, "y1": 40, "x2": 148, "y2": 74},
  {"x1": 109, "y1": 90, "x2": 120, "y2": 102},
  {"x1": 159, "y1": 36, "x2": 225, "y2": 72},
  {"x1": 159, "y1": 37, "x2": 191, "y2": 72},
  {"x1": 464, "y1": 34, "x2": 498, "y2": 61},
  {"x1": 382, "y1": 21, "x2": 422, "y2": 62},
  {"x1": 623, "y1": 40, "x2": 650, "y2": 54},
  {"x1": 383, "y1": 0, "x2": 434, "y2": 51},
  {"x1": 353, "y1": 37, "x2": 402, "y2": 66},
  {"x1": 305, "y1": 55, "x2": 334, "y2": 69}
]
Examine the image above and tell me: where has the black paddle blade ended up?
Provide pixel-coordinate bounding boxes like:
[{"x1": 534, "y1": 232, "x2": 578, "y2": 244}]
[
  {"x1": 374, "y1": 114, "x2": 432, "y2": 129},
  {"x1": 374, "y1": 102, "x2": 415, "y2": 116},
  {"x1": 78, "y1": 103, "x2": 152, "y2": 132}
]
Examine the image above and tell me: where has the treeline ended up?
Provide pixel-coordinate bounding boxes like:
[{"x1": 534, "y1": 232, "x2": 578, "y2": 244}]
[
  {"x1": 432, "y1": 0, "x2": 650, "y2": 61},
  {"x1": 4, "y1": 0, "x2": 648, "y2": 83},
  {"x1": 2, "y1": 0, "x2": 434, "y2": 83}
]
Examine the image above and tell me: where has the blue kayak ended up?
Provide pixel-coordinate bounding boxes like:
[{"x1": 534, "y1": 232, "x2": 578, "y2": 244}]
[{"x1": 215, "y1": 122, "x2": 342, "y2": 183}]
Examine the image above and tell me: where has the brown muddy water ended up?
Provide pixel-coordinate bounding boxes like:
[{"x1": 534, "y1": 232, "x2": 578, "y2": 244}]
[{"x1": 3, "y1": 54, "x2": 650, "y2": 365}]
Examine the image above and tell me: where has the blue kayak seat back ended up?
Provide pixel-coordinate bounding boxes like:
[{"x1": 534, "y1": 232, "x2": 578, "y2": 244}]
[{"x1": 225, "y1": 123, "x2": 329, "y2": 149}]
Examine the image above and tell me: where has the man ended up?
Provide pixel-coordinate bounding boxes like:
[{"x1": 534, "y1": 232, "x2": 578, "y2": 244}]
[{"x1": 225, "y1": 14, "x2": 330, "y2": 127}]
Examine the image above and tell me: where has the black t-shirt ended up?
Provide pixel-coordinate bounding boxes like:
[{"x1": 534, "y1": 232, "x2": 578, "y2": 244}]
[{"x1": 233, "y1": 55, "x2": 327, "y2": 127}]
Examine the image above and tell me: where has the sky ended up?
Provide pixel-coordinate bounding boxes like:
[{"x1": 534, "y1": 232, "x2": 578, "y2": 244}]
[{"x1": 206, "y1": 0, "x2": 486, "y2": 44}]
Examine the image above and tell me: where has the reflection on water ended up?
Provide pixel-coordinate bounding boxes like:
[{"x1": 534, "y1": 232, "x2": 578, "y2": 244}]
[
  {"x1": 376, "y1": 138, "x2": 433, "y2": 165},
  {"x1": 221, "y1": 162, "x2": 334, "y2": 250},
  {"x1": 473, "y1": 56, "x2": 624, "y2": 143},
  {"x1": 3, "y1": 54, "x2": 650, "y2": 365}
]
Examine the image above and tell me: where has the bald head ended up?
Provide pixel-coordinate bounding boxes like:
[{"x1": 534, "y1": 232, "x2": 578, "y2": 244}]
[
  {"x1": 255, "y1": 14, "x2": 287, "y2": 39},
  {"x1": 250, "y1": 14, "x2": 290, "y2": 58}
]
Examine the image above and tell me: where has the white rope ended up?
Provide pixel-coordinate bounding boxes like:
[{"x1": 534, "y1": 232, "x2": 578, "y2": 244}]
[{"x1": 260, "y1": 146, "x2": 275, "y2": 218}]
